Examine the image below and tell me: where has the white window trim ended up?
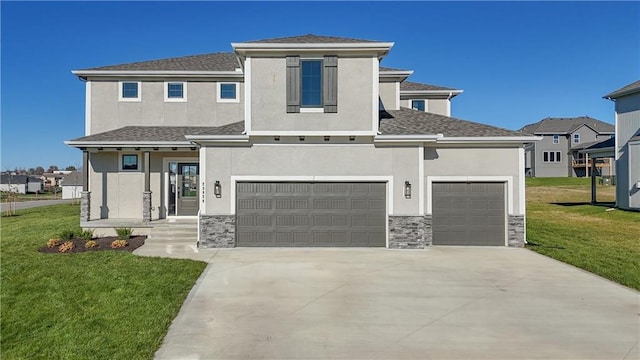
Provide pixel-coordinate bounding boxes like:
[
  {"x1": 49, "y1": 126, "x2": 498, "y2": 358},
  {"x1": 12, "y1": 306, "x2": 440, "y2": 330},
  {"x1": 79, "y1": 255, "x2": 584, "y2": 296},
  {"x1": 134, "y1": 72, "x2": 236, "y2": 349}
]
[
  {"x1": 300, "y1": 57, "x2": 324, "y2": 109},
  {"x1": 300, "y1": 108, "x2": 324, "y2": 113},
  {"x1": 118, "y1": 81, "x2": 141, "y2": 102},
  {"x1": 542, "y1": 151, "x2": 562, "y2": 163},
  {"x1": 119, "y1": 152, "x2": 141, "y2": 172},
  {"x1": 573, "y1": 133, "x2": 580, "y2": 144},
  {"x1": 217, "y1": 82, "x2": 240, "y2": 103},
  {"x1": 164, "y1": 81, "x2": 187, "y2": 102},
  {"x1": 553, "y1": 134, "x2": 559, "y2": 144}
]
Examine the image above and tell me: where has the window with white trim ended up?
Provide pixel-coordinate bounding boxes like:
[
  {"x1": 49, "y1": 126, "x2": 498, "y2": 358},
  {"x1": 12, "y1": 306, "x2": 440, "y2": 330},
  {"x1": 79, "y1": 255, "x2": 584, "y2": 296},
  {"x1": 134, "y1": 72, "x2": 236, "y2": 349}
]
[
  {"x1": 119, "y1": 81, "x2": 141, "y2": 101},
  {"x1": 164, "y1": 81, "x2": 187, "y2": 102},
  {"x1": 217, "y1": 82, "x2": 239, "y2": 102},
  {"x1": 411, "y1": 100, "x2": 426, "y2": 111},
  {"x1": 121, "y1": 154, "x2": 139, "y2": 171},
  {"x1": 553, "y1": 134, "x2": 559, "y2": 144},
  {"x1": 543, "y1": 151, "x2": 562, "y2": 163},
  {"x1": 573, "y1": 133, "x2": 580, "y2": 144}
]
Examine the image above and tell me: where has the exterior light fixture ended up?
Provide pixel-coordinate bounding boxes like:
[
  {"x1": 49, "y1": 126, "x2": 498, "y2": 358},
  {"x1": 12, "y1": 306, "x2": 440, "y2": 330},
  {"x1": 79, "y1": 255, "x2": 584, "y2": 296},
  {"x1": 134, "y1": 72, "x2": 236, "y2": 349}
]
[
  {"x1": 214, "y1": 181, "x2": 222, "y2": 198},
  {"x1": 299, "y1": 136, "x2": 305, "y2": 141},
  {"x1": 171, "y1": 147, "x2": 177, "y2": 151},
  {"x1": 324, "y1": 136, "x2": 330, "y2": 141},
  {"x1": 349, "y1": 136, "x2": 356, "y2": 141},
  {"x1": 134, "y1": 147, "x2": 141, "y2": 150},
  {"x1": 404, "y1": 181, "x2": 412, "y2": 199},
  {"x1": 152, "y1": 147, "x2": 159, "y2": 151},
  {"x1": 274, "y1": 136, "x2": 280, "y2": 141}
]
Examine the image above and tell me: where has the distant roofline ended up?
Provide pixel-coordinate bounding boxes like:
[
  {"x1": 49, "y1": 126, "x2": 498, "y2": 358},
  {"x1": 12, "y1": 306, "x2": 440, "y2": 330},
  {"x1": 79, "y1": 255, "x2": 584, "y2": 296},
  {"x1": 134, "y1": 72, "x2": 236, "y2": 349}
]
[{"x1": 71, "y1": 70, "x2": 244, "y2": 78}]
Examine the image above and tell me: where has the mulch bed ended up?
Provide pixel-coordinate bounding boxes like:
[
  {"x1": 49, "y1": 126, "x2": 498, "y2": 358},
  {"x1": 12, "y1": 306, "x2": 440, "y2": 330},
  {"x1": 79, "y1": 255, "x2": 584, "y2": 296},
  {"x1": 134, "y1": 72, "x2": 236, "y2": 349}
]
[{"x1": 39, "y1": 236, "x2": 146, "y2": 253}]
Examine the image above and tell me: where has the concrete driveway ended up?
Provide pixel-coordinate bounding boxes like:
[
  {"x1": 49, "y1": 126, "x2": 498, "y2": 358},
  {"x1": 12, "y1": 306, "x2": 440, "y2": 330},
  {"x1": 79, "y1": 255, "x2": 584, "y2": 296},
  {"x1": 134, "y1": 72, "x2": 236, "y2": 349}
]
[{"x1": 150, "y1": 248, "x2": 639, "y2": 360}]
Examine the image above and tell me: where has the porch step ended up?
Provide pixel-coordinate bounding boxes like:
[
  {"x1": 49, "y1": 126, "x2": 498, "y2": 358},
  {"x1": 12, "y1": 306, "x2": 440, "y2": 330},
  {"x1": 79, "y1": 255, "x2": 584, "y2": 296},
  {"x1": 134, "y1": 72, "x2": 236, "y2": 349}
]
[{"x1": 147, "y1": 219, "x2": 198, "y2": 245}]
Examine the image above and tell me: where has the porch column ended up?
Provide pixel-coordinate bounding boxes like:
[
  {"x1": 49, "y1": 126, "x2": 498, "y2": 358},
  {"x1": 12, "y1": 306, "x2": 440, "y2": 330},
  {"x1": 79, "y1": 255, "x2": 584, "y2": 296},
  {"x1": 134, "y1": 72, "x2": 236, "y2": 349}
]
[
  {"x1": 585, "y1": 153, "x2": 589, "y2": 178},
  {"x1": 591, "y1": 156, "x2": 597, "y2": 204},
  {"x1": 80, "y1": 150, "x2": 90, "y2": 222},
  {"x1": 143, "y1": 151, "x2": 152, "y2": 222}
]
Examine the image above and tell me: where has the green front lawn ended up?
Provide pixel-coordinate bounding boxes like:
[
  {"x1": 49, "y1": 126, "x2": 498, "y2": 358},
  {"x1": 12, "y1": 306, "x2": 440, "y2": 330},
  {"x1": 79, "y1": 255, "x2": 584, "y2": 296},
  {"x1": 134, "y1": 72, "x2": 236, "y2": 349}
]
[
  {"x1": 1, "y1": 204, "x2": 207, "y2": 359},
  {"x1": 526, "y1": 178, "x2": 640, "y2": 290}
]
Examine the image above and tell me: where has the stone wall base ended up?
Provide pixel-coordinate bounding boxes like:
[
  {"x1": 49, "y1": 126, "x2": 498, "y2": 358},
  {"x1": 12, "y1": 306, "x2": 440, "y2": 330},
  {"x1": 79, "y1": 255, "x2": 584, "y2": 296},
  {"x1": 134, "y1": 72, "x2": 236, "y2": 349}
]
[
  {"x1": 508, "y1": 215, "x2": 525, "y2": 247},
  {"x1": 199, "y1": 215, "x2": 236, "y2": 248},
  {"x1": 142, "y1": 191, "x2": 152, "y2": 223},
  {"x1": 388, "y1": 216, "x2": 426, "y2": 249},
  {"x1": 80, "y1": 191, "x2": 90, "y2": 222}
]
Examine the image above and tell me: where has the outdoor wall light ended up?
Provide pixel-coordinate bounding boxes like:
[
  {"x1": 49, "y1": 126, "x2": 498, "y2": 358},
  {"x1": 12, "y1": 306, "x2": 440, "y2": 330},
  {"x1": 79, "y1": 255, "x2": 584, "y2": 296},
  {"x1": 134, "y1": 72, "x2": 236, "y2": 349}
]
[
  {"x1": 152, "y1": 147, "x2": 159, "y2": 151},
  {"x1": 214, "y1": 181, "x2": 222, "y2": 198},
  {"x1": 299, "y1": 136, "x2": 305, "y2": 141},
  {"x1": 171, "y1": 147, "x2": 177, "y2": 151},
  {"x1": 324, "y1": 136, "x2": 330, "y2": 141},
  {"x1": 274, "y1": 136, "x2": 280, "y2": 141},
  {"x1": 349, "y1": 136, "x2": 356, "y2": 141},
  {"x1": 404, "y1": 181, "x2": 412, "y2": 199}
]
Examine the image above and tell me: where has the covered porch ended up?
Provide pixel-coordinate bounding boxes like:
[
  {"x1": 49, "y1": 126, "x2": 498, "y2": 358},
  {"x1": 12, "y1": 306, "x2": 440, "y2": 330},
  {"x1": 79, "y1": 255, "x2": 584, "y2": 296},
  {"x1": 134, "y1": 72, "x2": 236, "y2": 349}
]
[{"x1": 578, "y1": 137, "x2": 616, "y2": 204}]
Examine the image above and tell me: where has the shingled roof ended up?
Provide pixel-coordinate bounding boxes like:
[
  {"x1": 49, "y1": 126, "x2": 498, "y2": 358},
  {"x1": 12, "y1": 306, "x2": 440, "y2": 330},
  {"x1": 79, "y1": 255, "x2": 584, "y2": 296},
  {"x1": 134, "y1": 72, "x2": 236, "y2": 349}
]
[
  {"x1": 246, "y1": 34, "x2": 380, "y2": 44},
  {"x1": 520, "y1": 117, "x2": 614, "y2": 135},
  {"x1": 69, "y1": 122, "x2": 244, "y2": 143},
  {"x1": 604, "y1": 80, "x2": 640, "y2": 99},
  {"x1": 81, "y1": 52, "x2": 240, "y2": 71},
  {"x1": 400, "y1": 81, "x2": 457, "y2": 92},
  {"x1": 379, "y1": 108, "x2": 527, "y2": 137}
]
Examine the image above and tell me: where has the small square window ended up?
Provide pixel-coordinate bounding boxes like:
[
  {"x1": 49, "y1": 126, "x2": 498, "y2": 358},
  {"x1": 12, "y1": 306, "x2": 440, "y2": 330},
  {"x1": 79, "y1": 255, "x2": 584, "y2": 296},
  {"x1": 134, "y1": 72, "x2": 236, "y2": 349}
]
[
  {"x1": 217, "y1": 82, "x2": 239, "y2": 102},
  {"x1": 119, "y1": 81, "x2": 140, "y2": 101},
  {"x1": 411, "y1": 100, "x2": 426, "y2": 111},
  {"x1": 165, "y1": 82, "x2": 186, "y2": 101},
  {"x1": 122, "y1": 154, "x2": 138, "y2": 171},
  {"x1": 553, "y1": 134, "x2": 559, "y2": 144}
]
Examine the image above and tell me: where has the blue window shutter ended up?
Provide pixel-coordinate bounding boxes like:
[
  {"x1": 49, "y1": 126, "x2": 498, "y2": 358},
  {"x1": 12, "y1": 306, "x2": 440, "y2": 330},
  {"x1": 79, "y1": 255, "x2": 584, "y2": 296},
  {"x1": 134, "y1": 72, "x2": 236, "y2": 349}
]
[
  {"x1": 323, "y1": 55, "x2": 338, "y2": 113},
  {"x1": 286, "y1": 56, "x2": 300, "y2": 113}
]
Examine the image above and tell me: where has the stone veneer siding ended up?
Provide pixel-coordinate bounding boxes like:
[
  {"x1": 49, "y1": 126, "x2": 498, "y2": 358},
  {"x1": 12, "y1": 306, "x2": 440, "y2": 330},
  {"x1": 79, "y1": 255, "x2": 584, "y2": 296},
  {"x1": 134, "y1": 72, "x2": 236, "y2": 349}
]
[
  {"x1": 388, "y1": 216, "x2": 426, "y2": 249},
  {"x1": 142, "y1": 191, "x2": 152, "y2": 223},
  {"x1": 199, "y1": 215, "x2": 236, "y2": 248},
  {"x1": 80, "y1": 191, "x2": 90, "y2": 222},
  {"x1": 508, "y1": 215, "x2": 525, "y2": 247}
]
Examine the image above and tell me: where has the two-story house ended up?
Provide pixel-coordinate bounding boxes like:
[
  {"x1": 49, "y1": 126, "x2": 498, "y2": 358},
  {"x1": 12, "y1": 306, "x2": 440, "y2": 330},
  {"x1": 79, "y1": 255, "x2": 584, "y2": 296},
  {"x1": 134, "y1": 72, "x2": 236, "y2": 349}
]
[
  {"x1": 604, "y1": 80, "x2": 640, "y2": 211},
  {"x1": 66, "y1": 34, "x2": 537, "y2": 248},
  {"x1": 520, "y1": 117, "x2": 614, "y2": 177}
]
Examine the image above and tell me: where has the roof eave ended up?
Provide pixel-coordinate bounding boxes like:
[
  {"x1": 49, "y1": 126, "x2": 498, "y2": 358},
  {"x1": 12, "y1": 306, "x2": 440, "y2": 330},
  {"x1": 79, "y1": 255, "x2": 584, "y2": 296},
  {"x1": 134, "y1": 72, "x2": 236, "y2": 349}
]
[
  {"x1": 184, "y1": 135, "x2": 250, "y2": 142},
  {"x1": 379, "y1": 71, "x2": 414, "y2": 82},
  {"x1": 232, "y1": 42, "x2": 394, "y2": 58},
  {"x1": 437, "y1": 136, "x2": 542, "y2": 144},
  {"x1": 604, "y1": 87, "x2": 640, "y2": 100},
  {"x1": 374, "y1": 134, "x2": 442, "y2": 143},
  {"x1": 71, "y1": 70, "x2": 244, "y2": 78},
  {"x1": 64, "y1": 140, "x2": 195, "y2": 148},
  {"x1": 400, "y1": 89, "x2": 463, "y2": 97}
]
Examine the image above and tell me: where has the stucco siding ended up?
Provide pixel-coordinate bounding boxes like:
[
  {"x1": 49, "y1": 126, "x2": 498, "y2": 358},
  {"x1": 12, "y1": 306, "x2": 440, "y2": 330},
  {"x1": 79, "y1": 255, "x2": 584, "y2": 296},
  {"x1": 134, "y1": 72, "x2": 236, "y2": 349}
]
[
  {"x1": 203, "y1": 144, "x2": 420, "y2": 215},
  {"x1": 379, "y1": 82, "x2": 398, "y2": 110},
  {"x1": 89, "y1": 80, "x2": 244, "y2": 134},
  {"x1": 249, "y1": 57, "x2": 375, "y2": 133},
  {"x1": 428, "y1": 99, "x2": 449, "y2": 116},
  {"x1": 424, "y1": 146, "x2": 523, "y2": 215}
]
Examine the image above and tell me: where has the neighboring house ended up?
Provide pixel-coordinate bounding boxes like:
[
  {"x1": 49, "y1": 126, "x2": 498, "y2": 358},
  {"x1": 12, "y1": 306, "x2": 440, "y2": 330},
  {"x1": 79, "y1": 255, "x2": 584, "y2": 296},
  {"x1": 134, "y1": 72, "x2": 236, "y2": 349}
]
[
  {"x1": 41, "y1": 172, "x2": 66, "y2": 189},
  {"x1": 520, "y1": 117, "x2": 614, "y2": 177},
  {"x1": 604, "y1": 80, "x2": 640, "y2": 211},
  {"x1": 66, "y1": 34, "x2": 538, "y2": 248},
  {"x1": 61, "y1": 171, "x2": 83, "y2": 199},
  {"x1": 0, "y1": 175, "x2": 42, "y2": 194}
]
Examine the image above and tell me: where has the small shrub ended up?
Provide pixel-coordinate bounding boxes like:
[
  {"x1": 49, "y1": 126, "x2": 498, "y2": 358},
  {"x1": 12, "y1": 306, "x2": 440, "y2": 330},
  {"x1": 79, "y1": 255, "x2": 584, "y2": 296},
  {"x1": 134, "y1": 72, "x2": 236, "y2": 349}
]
[
  {"x1": 59, "y1": 229, "x2": 75, "y2": 240},
  {"x1": 58, "y1": 241, "x2": 75, "y2": 253},
  {"x1": 84, "y1": 240, "x2": 98, "y2": 249},
  {"x1": 79, "y1": 229, "x2": 94, "y2": 241},
  {"x1": 114, "y1": 227, "x2": 132, "y2": 240},
  {"x1": 47, "y1": 239, "x2": 60, "y2": 248},
  {"x1": 110, "y1": 239, "x2": 128, "y2": 249}
]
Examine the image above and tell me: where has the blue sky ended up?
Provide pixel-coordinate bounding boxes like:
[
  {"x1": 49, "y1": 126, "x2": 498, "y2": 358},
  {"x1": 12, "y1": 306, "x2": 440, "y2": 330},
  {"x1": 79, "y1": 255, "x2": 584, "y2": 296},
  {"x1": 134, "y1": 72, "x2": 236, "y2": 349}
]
[{"x1": 1, "y1": 1, "x2": 639, "y2": 170}]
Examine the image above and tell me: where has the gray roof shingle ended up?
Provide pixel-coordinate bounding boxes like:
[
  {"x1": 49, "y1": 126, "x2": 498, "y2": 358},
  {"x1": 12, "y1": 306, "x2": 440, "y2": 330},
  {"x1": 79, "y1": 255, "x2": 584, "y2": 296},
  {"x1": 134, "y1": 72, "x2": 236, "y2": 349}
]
[
  {"x1": 69, "y1": 122, "x2": 244, "y2": 142},
  {"x1": 82, "y1": 52, "x2": 240, "y2": 71},
  {"x1": 246, "y1": 34, "x2": 381, "y2": 44},
  {"x1": 520, "y1": 117, "x2": 614, "y2": 135},
  {"x1": 379, "y1": 108, "x2": 527, "y2": 137},
  {"x1": 604, "y1": 80, "x2": 640, "y2": 99},
  {"x1": 400, "y1": 81, "x2": 457, "y2": 91},
  {"x1": 62, "y1": 172, "x2": 83, "y2": 186},
  {"x1": 379, "y1": 66, "x2": 408, "y2": 72}
]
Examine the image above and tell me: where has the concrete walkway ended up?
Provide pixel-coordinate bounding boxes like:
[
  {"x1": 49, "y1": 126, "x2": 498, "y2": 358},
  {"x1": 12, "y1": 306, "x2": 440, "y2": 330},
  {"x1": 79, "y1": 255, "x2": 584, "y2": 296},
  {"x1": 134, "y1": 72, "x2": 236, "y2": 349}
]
[{"x1": 136, "y1": 246, "x2": 639, "y2": 360}]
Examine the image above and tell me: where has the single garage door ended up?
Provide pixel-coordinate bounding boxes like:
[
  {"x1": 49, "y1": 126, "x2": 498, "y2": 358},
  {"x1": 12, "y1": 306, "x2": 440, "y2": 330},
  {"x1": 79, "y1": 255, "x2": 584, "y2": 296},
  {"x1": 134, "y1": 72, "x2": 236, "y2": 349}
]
[
  {"x1": 432, "y1": 182, "x2": 505, "y2": 246},
  {"x1": 236, "y1": 182, "x2": 386, "y2": 247}
]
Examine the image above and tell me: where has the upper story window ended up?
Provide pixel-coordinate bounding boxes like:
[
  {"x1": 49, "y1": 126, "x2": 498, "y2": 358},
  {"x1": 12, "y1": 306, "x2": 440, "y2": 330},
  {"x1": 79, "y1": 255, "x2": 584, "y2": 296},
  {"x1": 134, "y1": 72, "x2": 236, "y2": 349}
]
[
  {"x1": 119, "y1": 81, "x2": 140, "y2": 102},
  {"x1": 553, "y1": 134, "x2": 559, "y2": 144},
  {"x1": 165, "y1": 81, "x2": 187, "y2": 102},
  {"x1": 217, "y1": 82, "x2": 239, "y2": 103},
  {"x1": 411, "y1": 100, "x2": 426, "y2": 112},
  {"x1": 286, "y1": 55, "x2": 337, "y2": 113},
  {"x1": 573, "y1": 133, "x2": 580, "y2": 144},
  {"x1": 301, "y1": 60, "x2": 323, "y2": 108}
]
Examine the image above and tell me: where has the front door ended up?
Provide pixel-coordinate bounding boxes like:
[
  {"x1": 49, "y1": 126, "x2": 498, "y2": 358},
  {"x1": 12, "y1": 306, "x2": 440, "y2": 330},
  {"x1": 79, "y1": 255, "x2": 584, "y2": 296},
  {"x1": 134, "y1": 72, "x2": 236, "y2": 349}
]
[{"x1": 173, "y1": 163, "x2": 199, "y2": 216}]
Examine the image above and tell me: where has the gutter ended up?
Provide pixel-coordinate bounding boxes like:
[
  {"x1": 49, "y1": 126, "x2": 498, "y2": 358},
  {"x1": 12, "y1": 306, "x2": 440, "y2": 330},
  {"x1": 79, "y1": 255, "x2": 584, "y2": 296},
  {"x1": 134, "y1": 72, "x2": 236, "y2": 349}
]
[{"x1": 71, "y1": 70, "x2": 245, "y2": 78}]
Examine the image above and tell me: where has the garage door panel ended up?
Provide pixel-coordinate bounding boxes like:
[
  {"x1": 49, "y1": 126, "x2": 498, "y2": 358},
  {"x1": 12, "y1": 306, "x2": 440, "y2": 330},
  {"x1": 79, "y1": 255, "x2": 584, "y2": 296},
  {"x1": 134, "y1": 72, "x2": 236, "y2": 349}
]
[
  {"x1": 237, "y1": 182, "x2": 386, "y2": 247},
  {"x1": 432, "y1": 182, "x2": 505, "y2": 246}
]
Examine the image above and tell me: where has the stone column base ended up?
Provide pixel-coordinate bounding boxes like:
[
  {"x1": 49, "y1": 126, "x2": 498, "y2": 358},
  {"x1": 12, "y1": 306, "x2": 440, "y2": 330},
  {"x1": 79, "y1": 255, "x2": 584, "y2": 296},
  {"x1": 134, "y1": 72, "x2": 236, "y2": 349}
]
[
  {"x1": 80, "y1": 191, "x2": 90, "y2": 222},
  {"x1": 143, "y1": 191, "x2": 152, "y2": 223},
  {"x1": 388, "y1": 216, "x2": 426, "y2": 249},
  {"x1": 508, "y1": 215, "x2": 525, "y2": 247},
  {"x1": 199, "y1": 215, "x2": 235, "y2": 248}
]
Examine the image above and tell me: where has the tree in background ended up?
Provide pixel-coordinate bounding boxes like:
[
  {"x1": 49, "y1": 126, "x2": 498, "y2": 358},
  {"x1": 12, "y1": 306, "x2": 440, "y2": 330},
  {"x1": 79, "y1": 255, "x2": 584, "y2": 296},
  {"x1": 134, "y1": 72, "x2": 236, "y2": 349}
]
[
  {"x1": 47, "y1": 165, "x2": 59, "y2": 172},
  {"x1": 35, "y1": 166, "x2": 45, "y2": 175},
  {"x1": 65, "y1": 165, "x2": 77, "y2": 171}
]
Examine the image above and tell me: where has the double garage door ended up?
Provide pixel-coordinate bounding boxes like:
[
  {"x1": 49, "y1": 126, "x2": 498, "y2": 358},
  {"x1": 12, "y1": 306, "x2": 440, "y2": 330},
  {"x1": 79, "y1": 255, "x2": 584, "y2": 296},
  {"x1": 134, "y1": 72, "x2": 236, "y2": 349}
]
[
  {"x1": 235, "y1": 181, "x2": 506, "y2": 247},
  {"x1": 236, "y1": 182, "x2": 386, "y2": 247}
]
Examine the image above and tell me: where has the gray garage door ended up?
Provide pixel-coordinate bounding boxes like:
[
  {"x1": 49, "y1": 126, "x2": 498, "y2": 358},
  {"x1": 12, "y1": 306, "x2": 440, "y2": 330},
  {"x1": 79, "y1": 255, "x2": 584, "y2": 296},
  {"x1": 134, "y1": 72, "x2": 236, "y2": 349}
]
[
  {"x1": 236, "y1": 182, "x2": 386, "y2": 247},
  {"x1": 432, "y1": 182, "x2": 505, "y2": 246}
]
